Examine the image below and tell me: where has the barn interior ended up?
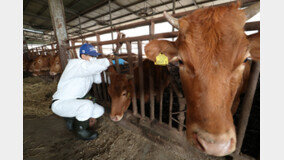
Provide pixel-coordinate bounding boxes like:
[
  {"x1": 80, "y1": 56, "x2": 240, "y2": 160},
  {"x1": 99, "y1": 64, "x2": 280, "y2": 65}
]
[{"x1": 23, "y1": 0, "x2": 260, "y2": 159}]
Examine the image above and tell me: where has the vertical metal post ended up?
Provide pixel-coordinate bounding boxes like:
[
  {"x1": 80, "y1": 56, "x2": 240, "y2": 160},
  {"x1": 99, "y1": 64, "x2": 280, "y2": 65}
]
[
  {"x1": 233, "y1": 61, "x2": 260, "y2": 157},
  {"x1": 48, "y1": 0, "x2": 70, "y2": 70},
  {"x1": 149, "y1": 20, "x2": 155, "y2": 121},
  {"x1": 71, "y1": 40, "x2": 78, "y2": 58},
  {"x1": 23, "y1": 39, "x2": 30, "y2": 60},
  {"x1": 159, "y1": 86, "x2": 164, "y2": 123},
  {"x1": 113, "y1": 32, "x2": 121, "y2": 73},
  {"x1": 172, "y1": 0, "x2": 176, "y2": 41},
  {"x1": 149, "y1": 66, "x2": 155, "y2": 121},
  {"x1": 138, "y1": 41, "x2": 145, "y2": 117},
  {"x1": 126, "y1": 41, "x2": 138, "y2": 115},
  {"x1": 97, "y1": 84, "x2": 102, "y2": 100},
  {"x1": 108, "y1": 0, "x2": 114, "y2": 52},
  {"x1": 171, "y1": 81, "x2": 186, "y2": 132},
  {"x1": 41, "y1": 46, "x2": 45, "y2": 55},
  {"x1": 150, "y1": 21, "x2": 155, "y2": 39},
  {"x1": 100, "y1": 72, "x2": 107, "y2": 102},
  {"x1": 96, "y1": 34, "x2": 103, "y2": 53},
  {"x1": 105, "y1": 71, "x2": 111, "y2": 102},
  {"x1": 51, "y1": 44, "x2": 55, "y2": 56},
  {"x1": 169, "y1": 85, "x2": 173, "y2": 127}
]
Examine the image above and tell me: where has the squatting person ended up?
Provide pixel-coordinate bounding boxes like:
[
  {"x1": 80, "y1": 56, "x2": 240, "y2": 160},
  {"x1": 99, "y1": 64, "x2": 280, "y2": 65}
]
[{"x1": 51, "y1": 43, "x2": 111, "y2": 140}]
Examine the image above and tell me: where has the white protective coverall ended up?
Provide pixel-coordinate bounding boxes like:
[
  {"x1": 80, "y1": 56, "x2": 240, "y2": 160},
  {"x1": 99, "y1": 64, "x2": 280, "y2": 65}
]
[{"x1": 51, "y1": 53, "x2": 110, "y2": 121}]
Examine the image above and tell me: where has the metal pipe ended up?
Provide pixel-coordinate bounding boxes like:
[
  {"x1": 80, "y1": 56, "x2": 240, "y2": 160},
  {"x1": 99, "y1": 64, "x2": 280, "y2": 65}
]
[
  {"x1": 233, "y1": 61, "x2": 260, "y2": 157},
  {"x1": 138, "y1": 41, "x2": 145, "y2": 117},
  {"x1": 159, "y1": 84, "x2": 164, "y2": 123},
  {"x1": 149, "y1": 66, "x2": 155, "y2": 121},
  {"x1": 169, "y1": 85, "x2": 173, "y2": 127},
  {"x1": 126, "y1": 42, "x2": 138, "y2": 115}
]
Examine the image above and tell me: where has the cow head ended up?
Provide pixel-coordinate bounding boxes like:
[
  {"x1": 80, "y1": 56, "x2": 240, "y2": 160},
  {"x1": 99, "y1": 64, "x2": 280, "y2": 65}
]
[
  {"x1": 107, "y1": 66, "x2": 134, "y2": 122},
  {"x1": 49, "y1": 55, "x2": 62, "y2": 76},
  {"x1": 33, "y1": 55, "x2": 50, "y2": 72},
  {"x1": 145, "y1": 2, "x2": 259, "y2": 157}
]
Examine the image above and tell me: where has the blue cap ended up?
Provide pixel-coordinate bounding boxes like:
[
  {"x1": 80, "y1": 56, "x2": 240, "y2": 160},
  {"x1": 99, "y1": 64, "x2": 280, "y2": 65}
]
[{"x1": 79, "y1": 43, "x2": 101, "y2": 57}]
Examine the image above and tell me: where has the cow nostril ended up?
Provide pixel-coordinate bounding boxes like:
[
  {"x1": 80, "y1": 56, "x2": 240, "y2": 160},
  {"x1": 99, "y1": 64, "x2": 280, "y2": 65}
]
[{"x1": 194, "y1": 133, "x2": 206, "y2": 152}]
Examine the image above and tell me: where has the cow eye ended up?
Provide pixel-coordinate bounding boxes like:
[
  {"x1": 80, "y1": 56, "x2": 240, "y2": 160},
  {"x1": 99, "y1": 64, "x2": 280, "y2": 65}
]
[
  {"x1": 244, "y1": 57, "x2": 252, "y2": 63},
  {"x1": 122, "y1": 92, "x2": 127, "y2": 96},
  {"x1": 178, "y1": 59, "x2": 184, "y2": 65}
]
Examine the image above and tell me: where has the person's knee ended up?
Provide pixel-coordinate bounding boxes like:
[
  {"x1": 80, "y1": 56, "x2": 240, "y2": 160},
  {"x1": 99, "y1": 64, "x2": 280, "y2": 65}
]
[
  {"x1": 76, "y1": 101, "x2": 94, "y2": 121},
  {"x1": 92, "y1": 103, "x2": 105, "y2": 118},
  {"x1": 51, "y1": 102, "x2": 60, "y2": 115}
]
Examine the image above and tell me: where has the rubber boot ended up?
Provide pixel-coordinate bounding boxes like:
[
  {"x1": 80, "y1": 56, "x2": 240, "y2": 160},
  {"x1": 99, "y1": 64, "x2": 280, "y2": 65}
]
[
  {"x1": 73, "y1": 119, "x2": 98, "y2": 140},
  {"x1": 64, "y1": 117, "x2": 75, "y2": 131}
]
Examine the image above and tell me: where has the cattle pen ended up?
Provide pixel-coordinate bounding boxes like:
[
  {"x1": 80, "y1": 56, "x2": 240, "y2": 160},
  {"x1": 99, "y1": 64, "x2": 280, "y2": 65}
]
[{"x1": 23, "y1": 0, "x2": 260, "y2": 160}]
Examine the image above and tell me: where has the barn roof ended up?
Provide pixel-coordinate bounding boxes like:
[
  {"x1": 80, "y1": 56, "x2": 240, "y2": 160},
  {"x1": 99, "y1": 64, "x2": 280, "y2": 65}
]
[{"x1": 23, "y1": 0, "x2": 258, "y2": 44}]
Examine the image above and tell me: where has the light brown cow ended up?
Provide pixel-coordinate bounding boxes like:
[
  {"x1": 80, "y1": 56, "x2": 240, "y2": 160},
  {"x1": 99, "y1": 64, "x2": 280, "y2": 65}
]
[
  {"x1": 28, "y1": 54, "x2": 54, "y2": 76},
  {"x1": 49, "y1": 54, "x2": 62, "y2": 76},
  {"x1": 29, "y1": 55, "x2": 53, "y2": 76},
  {"x1": 108, "y1": 59, "x2": 170, "y2": 122},
  {"x1": 144, "y1": 2, "x2": 260, "y2": 157}
]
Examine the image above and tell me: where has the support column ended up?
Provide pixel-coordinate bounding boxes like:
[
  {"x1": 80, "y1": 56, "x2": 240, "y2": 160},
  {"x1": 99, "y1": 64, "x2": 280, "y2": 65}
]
[
  {"x1": 71, "y1": 40, "x2": 78, "y2": 58},
  {"x1": 41, "y1": 46, "x2": 45, "y2": 55},
  {"x1": 51, "y1": 44, "x2": 55, "y2": 55},
  {"x1": 23, "y1": 39, "x2": 30, "y2": 60},
  {"x1": 48, "y1": 0, "x2": 70, "y2": 70}
]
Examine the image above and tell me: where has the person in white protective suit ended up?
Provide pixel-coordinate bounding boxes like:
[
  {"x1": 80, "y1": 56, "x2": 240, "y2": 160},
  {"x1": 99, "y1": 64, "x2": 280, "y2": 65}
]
[{"x1": 51, "y1": 43, "x2": 111, "y2": 140}]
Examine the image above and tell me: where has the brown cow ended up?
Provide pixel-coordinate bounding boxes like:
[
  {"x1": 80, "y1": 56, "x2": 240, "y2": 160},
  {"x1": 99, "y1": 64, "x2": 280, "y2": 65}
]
[
  {"x1": 108, "y1": 59, "x2": 170, "y2": 122},
  {"x1": 144, "y1": 2, "x2": 259, "y2": 157},
  {"x1": 28, "y1": 54, "x2": 54, "y2": 76},
  {"x1": 49, "y1": 54, "x2": 62, "y2": 76}
]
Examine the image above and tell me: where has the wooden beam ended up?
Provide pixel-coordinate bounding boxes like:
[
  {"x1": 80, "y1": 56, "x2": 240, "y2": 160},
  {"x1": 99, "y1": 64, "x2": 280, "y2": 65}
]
[{"x1": 48, "y1": 0, "x2": 70, "y2": 69}]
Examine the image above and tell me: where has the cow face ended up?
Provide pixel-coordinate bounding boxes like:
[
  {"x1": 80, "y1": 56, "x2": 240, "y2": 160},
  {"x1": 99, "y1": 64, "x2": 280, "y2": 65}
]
[
  {"x1": 49, "y1": 55, "x2": 62, "y2": 76},
  {"x1": 33, "y1": 55, "x2": 49, "y2": 72},
  {"x1": 108, "y1": 67, "x2": 133, "y2": 122},
  {"x1": 145, "y1": 2, "x2": 259, "y2": 157}
]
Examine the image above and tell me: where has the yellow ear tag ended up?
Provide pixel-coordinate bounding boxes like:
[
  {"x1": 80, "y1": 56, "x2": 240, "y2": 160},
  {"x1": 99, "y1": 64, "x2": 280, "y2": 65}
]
[
  {"x1": 155, "y1": 53, "x2": 168, "y2": 66},
  {"x1": 127, "y1": 92, "x2": 131, "y2": 98}
]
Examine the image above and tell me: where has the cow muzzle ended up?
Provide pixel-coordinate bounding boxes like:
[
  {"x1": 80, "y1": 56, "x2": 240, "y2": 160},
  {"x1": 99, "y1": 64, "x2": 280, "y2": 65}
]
[
  {"x1": 192, "y1": 129, "x2": 236, "y2": 157},
  {"x1": 49, "y1": 71, "x2": 58, "y2": 76},
  {"x1": 110, "y1": 114, "x2": 123, "y2": 122}
]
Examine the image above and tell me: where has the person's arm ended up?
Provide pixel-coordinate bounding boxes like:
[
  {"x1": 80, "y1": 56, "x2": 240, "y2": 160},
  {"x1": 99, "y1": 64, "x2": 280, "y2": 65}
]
[{"x1": 68, "y1": 58, "x2": 110, "y2": 78}]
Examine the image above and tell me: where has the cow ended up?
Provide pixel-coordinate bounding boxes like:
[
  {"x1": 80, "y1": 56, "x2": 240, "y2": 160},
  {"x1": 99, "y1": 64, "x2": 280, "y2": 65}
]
[
  {"x1": 144, "y1": 2, "x2": 260, "y2": 157},
  {"x1": 107, "y1": 59, "x2": 170, "y2": 122},
  {"x1": 49, "y1": 54, "x2": 62, "y2": 76},
  {"x1": 28, "y1": 54, "x2": 54, "y2": 76}
]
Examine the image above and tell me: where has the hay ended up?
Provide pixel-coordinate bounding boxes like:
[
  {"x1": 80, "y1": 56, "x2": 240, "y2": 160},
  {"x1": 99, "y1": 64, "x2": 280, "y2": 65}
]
[{"x1": 23, "y1": 76, "x2": 58, "y2": 117}]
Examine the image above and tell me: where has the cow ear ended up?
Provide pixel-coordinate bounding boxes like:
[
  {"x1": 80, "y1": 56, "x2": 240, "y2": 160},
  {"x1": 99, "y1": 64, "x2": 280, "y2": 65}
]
[
  {"x1": 144, "y1": 40, "x2": 178, "y2": 62},
  {"x1": 247, "y1": 32, "x2": 260, "y2": 61}
]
